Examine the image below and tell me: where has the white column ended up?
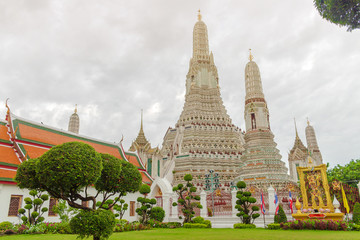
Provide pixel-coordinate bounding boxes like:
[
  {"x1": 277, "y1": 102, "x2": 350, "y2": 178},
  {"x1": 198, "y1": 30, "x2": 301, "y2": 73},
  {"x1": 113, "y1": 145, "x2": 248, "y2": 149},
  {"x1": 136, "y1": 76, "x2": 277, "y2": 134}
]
[
  {"x1": 162, "y1": 193, "x2": 170, "y2": 222},
  {"x1": 357, "y1": 182, "x2": 360, "y2": 198},
  {"x1": 172, "y1": 193, "x2": 178, "y2": 219},
  {"x1": 231, "y1": 189, "x2": 237, "y2": 218},
  {"x1": 200, "y1": 190, "x2": 207, "y2": 218},
  {"x1": 268, "y1": 185, "x2": 275, "y2": 214}
]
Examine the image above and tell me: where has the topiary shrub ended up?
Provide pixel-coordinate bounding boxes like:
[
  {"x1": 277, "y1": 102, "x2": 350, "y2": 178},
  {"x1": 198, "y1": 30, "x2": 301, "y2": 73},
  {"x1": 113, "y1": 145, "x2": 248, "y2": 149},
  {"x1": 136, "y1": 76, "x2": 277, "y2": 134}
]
[
  {"x1": 172, "y1": 174, "x2": 202, "y2": 224},
  {"x1": 70, "y1": 209, "x2": 115, "y2": 240},
  {"x1": 150, "y1": 207, "x2": 165, "y2": 222},
  {"x1": 183, "y1": 223, "x2": 207, "y2": 228},
  {"x1": 235, "y1": 181, "x2": 260, "y2": 224},
  {"x1": 17, "y1": 190, "x2": 49, "y2": 225},
  {"x1": 0, "y1": 221, "x2": 13, "y2": 231},
  {"x1": 267, "y1": 223, "x2": 281, "y2": 230},
  {"x1": 233, "y1": 223, "x2": 256, "y2": 229},
  {"x1": 353, "y1": 202, "x2": 360, "y2": 224},
  {"x1": 274, "y1": 205, "x2": 287, "y2": 223},
  {"x1": 136, "y1": 184, "x2": 157, "y2": 224}
]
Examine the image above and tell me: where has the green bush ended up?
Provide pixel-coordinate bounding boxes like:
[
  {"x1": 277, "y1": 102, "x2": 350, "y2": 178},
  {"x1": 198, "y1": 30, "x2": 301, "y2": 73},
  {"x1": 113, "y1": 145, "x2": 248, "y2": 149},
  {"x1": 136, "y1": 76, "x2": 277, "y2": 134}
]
[
  {"x1": 183, "y1": 223, "x2": 207, "y2": 228},
  {"x1": 191, "y1": 216, "x2": 211, "y2": 228},
  {"x1": 353, "y1": 202, "x2": 360, "y2": 224},
  {"x1": 352, "y1": 224, "x2": 360, "y2": 231},
  {"x1": 55, "y1": 222, "x2": 72, "y2": 234},
  {"x1": 274, "y1": 205, "x2": 287, "y2": 223},
  {"x1": 0, "y1": 221, "x2": 13, "y2": 231},
  {"x1": 192, "y1": 216, "x2": 204, "y2": 223},
  {"x1": 267, "y1": 223, "x2": 281, "y2": 230},
  {"x1": 233, "y1": 223, "x2": 256, "y2": 229},
  {"x1": 150, "y1": 207, "x2": 165, "y2": 222},
  {"x1": 204, "y1": 220, "x2": 212, "y2": 228},
  {"x1": 70, "y1": 209, "x2": 115, "y2": 240}
]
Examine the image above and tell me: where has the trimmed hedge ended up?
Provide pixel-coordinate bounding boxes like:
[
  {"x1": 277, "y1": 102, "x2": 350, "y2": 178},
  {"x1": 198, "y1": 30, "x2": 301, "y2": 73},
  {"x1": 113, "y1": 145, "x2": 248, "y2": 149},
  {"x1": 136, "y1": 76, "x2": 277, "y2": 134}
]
[
  {"x1": 267, "y1": 223, "x2": 281, "y2": 230},
  {"x1": 234, "y1": 223, "x2": 256, "y2": 229},
  {"x1": 183, "y1": 223, "x2": 207, "y2": 228},
  {"x1": 351, "y1": 224, "x2": 360, "y2": 231},
  {"x1": 191, "y1": 216, "x2": 211, "y2": 228}
]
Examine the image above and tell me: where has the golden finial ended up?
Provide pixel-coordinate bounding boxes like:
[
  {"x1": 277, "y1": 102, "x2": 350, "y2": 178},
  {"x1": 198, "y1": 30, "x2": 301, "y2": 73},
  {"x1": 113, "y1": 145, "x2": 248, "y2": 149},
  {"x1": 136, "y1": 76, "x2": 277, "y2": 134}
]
[
  {"x1": 198, "y1": 9, "x2": 202, "y2": 21},
  {"x1": 249, "y1": 49, "x2": 254, "y2": 61},
  {"x1": 307, "y1": 117, "x2": 310, "y2": 126},
  {"x1": 74, "y1": 104, "x2": 78, "y2": 113}
]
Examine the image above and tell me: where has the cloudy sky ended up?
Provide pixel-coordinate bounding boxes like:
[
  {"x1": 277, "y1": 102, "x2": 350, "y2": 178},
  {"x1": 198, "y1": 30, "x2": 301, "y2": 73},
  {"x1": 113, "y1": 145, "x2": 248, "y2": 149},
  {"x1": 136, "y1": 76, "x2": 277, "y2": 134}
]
[{"x1": 0, "y1": 0, "x2": 359, "y2": 169}]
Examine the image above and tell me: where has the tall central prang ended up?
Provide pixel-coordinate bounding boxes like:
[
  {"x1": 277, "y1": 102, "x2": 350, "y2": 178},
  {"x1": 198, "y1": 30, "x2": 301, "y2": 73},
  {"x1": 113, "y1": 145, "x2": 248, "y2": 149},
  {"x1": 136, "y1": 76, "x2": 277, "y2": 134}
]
[{"x1": 160, "y1": 11, "x2": 245, "y2": 188}]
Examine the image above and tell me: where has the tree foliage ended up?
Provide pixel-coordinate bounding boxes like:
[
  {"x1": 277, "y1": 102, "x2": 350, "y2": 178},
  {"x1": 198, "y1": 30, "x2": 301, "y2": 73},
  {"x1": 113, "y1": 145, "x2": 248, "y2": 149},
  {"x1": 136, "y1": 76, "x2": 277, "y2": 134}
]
[
  {"x1": 136, "y1": 184, "x2": 157, "y2": 224},
  {"x1": 18, "y1": 190, "x2": 49, "y2": 225},
  {"x1": 15, "y1": 158, "x2": 43, "y2": 191},
  {"x1": 172, "y1": 174, "x2": 202, "y2": 223},
  {"x1": 327, "y1": 159, "x2": 360, "y2": 187},
  {"x1": 314, "y1": 0, "x2": 360, "y2": 31},
  {"x1": 235, "y1": 181, "x2": 260, "y2": 224},
  {"x1": 274, "y1": 205, "x2": 287, "y2": 223}
]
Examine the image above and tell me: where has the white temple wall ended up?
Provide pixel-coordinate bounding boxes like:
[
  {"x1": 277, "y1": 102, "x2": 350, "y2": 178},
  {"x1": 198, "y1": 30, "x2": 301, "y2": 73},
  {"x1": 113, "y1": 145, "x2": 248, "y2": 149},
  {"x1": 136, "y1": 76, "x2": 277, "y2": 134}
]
[{"x1": 0, "y1": 184, "x2": 141, "y2": 224}]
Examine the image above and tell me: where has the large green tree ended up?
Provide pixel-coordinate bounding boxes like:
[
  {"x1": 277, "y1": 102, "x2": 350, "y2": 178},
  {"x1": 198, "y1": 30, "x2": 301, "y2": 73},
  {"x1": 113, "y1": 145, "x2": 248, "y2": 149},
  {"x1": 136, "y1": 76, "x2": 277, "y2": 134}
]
[
  {"x1": 15, "y1": 142, "x2": 142, "y2": 240},
  {"x1": 314, "y1": 0, "x2": 360, "y2": 31},
  {"x1": 327, "y1": 159, "x2": 360, "y2": 187}
]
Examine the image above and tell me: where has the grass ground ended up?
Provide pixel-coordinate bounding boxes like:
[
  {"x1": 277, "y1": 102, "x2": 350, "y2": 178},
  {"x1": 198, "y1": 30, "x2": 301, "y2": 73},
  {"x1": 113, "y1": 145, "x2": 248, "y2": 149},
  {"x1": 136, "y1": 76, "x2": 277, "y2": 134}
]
[{"x1": 2, "y1": 228, "x2": 359, "y2": 240}]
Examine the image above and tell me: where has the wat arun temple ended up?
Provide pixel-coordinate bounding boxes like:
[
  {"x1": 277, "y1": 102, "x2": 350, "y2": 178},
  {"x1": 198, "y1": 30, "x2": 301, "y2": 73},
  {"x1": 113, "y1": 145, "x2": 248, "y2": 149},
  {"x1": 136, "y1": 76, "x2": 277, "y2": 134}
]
[
  {"x1": 129, "y1": 12, "x2": 323, "y2": 203},
  {"x1": 0, "y1": 11, "x2": 325, "y2": 222}
]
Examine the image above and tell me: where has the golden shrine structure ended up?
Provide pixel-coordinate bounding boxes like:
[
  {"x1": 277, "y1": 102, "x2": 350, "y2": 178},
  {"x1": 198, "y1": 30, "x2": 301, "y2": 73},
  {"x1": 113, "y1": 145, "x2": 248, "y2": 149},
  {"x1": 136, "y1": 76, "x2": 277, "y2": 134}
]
[{"x1": 292, "y1": 157, "x2": 344, "y2": 221}]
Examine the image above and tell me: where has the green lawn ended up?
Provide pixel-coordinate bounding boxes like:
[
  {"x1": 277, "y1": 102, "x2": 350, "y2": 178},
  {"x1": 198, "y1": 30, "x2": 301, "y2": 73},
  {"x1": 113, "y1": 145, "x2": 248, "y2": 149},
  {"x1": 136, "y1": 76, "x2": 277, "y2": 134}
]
[{"x1": 2, "y1": 228, "x2": 359, "y2": 240}]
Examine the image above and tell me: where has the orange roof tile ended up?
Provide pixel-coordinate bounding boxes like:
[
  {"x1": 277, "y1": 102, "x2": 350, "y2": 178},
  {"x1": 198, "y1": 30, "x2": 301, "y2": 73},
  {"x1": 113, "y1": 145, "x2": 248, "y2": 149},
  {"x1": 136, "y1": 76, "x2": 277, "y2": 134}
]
[
  {"x1": 0, "y1": 168, "x2": 16, "y2": 179},
  {"x1": 0, "y1": 145, "x2": 20, "y2": 165},
  {"x1": 140, "y1": 171, "x2": 152, "y2": 184},
  {"x1": 0, "y1": 115, "x2": 152, "y2": 184},
  {"x1": 0, "y1": 124, "x2": 10, "y2": 141},
  {"x1": 15, "y1": 122, "x2": 123, "y2": 160},
  {"x1": 21, "y1": 145, "x2": 48, "y2": 159},
  {"x1": 124, "y1": 154, "x2": 142, "y2": 168}
]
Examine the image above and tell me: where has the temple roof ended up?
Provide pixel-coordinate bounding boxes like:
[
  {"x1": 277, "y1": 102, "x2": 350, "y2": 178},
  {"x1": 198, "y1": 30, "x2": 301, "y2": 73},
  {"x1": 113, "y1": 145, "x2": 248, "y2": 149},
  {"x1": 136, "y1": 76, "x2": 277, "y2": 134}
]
[
  {"x1": 129, "y1": 110, "x2": 151, "y2": 152},
  {"x1": 0, "y1": 106, "x2": 152, "y2": 185},
  {"x1": 290, "y1": 121, "x2": 307, "y2": 155}
]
